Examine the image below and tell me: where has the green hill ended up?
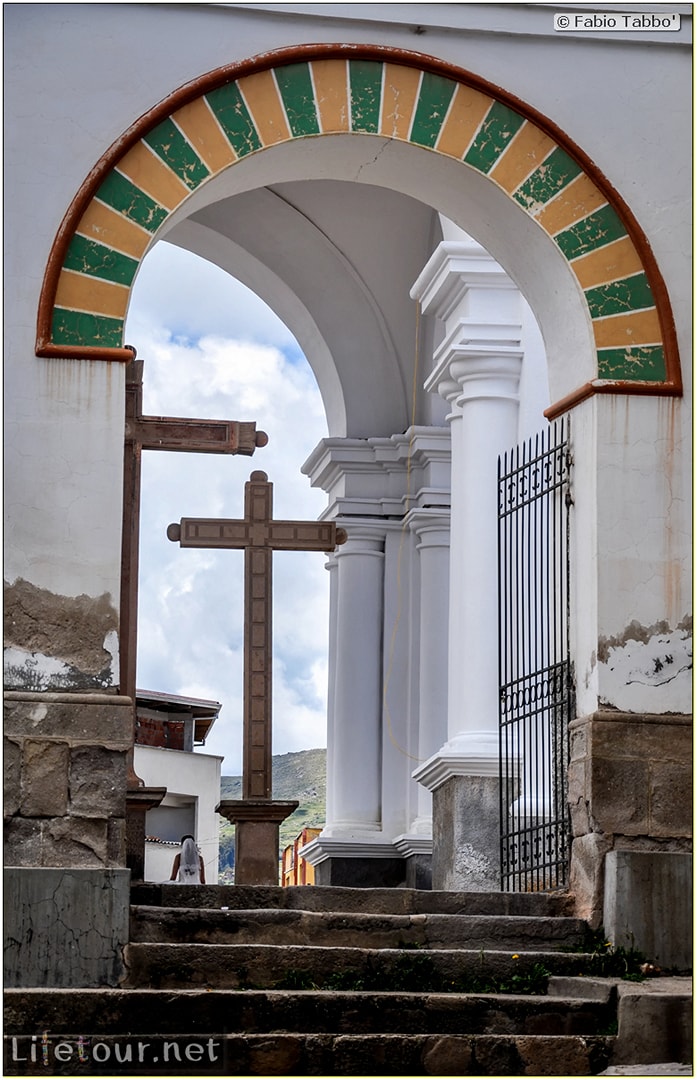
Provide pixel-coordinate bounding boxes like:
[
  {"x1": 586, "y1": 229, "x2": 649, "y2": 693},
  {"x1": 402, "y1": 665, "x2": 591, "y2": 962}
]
[{"x1": 218, "y1": 748, "x2": 326, "y2": 882}]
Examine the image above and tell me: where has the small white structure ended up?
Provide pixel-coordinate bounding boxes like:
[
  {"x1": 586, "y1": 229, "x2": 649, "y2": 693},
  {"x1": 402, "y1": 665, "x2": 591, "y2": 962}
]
[{"x1": 132, "y1": 690, "x2": 223, "y2": 884}]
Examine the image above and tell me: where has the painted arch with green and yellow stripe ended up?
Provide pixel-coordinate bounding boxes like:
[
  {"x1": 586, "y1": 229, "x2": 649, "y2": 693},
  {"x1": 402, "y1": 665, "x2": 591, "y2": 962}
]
[{"x1": 37, "y1": 44, "x2": 681, "y2": 410}]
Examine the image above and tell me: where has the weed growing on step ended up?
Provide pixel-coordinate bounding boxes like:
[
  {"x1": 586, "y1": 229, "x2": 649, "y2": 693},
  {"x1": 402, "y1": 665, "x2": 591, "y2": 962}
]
[
  {"x1": 273, "y1": 955, "x2": 552, "y2": 995},
  {"x1": 562, "y1": 926, "x2": 648, "y2": 980}
]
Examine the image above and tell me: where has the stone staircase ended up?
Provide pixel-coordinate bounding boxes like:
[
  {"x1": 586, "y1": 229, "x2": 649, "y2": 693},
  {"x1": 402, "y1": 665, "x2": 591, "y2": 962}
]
[{"x1": 4, "y1": 884, "x2": 692, "y2": 1076}]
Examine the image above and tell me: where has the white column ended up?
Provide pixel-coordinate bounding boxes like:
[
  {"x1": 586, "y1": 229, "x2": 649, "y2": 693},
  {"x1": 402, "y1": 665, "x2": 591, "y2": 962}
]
[
  {"x1": 322, "y1": 525, "x2": 385, "y2": 834},
  {"x1": 411, "y1": 238, "x2": 523, "y2": 787},
  {"x1": 406, "y1": 509, "x2": 450, "y2": 834},
  {"x1": 323, "y1": 551, "x2": 340, "y2": 829}
]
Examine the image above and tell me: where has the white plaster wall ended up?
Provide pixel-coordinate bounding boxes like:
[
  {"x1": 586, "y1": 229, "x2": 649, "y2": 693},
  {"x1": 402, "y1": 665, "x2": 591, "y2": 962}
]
[
  {"x1": 571, "y1": 393, "x2": 692, "y2": 717},
  {"x1": 594, "y1": 395, "x2": 692, "y2": 714},
  {"x1": 134, "y1": 745, "x2": 223, "y2": 884},
  {"x1": 4, "y1": 359, "x2": 125, "y2": 600}
]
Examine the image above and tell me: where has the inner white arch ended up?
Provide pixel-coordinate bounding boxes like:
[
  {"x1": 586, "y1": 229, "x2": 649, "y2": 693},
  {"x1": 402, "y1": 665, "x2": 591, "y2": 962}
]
[
  {"x1": 125, "y1": 244, "x2": 332, "y2": 774},
  {"x1": 152, "y1": 133, "x2": 596, "y2": 428}
]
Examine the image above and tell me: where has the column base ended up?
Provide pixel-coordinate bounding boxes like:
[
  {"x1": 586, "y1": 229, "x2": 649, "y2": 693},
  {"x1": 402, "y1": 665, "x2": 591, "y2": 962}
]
[
  {"x1": 432, "y1": 774, "x2": 501, "y2": 891},
  {"x1": 301, "y1": 835, "x2": 407, "y2": 888},
  {"x1": 394, "y1": 834, "x2": 433, "y2": 889},
  {"x1": 217, "y1": 799, "x2": 298, "y2": 886},
  {"x1": 412, "y1": 734, "x2": 500, "y2": 790}
]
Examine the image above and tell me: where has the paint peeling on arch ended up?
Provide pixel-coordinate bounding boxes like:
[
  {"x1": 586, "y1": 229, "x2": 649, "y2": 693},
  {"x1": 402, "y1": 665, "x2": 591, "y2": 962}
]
[{"x1": 35, "y1": 43, "x2": 682, "y2": 412}]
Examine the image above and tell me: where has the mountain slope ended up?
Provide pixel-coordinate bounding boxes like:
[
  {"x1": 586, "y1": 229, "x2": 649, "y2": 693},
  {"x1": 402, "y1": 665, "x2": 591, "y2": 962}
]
[{"x1": 218, "y1": 748, "x2": 326, "y2": 881}]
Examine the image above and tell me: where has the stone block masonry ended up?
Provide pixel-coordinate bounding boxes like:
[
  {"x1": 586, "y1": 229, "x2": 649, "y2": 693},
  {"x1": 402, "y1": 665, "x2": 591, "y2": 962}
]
[
  {"x1": 4, "y1": 692, "x2": 132, "y2": 867},
  {"x1": 4, "y1": 692, "x2": 133, "y2": 988},
  {"x1": 567, "y1": 709, "x2": 692, "y2": 960}
]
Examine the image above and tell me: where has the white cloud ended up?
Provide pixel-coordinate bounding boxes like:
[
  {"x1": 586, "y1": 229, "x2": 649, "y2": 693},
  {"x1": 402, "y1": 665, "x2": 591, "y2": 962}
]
[
  {"x1": 126, "y1": 244, "x2": 330, "y2": 776},
  {"x1": 127, "y1": 240, "x2": 297, "y2": 352}
]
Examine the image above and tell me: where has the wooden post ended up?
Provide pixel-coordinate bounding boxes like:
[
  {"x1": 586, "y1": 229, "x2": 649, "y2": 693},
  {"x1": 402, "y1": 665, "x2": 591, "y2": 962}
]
[{"x1": 121, "y1": 357, "x2": 267, "y2": 878}]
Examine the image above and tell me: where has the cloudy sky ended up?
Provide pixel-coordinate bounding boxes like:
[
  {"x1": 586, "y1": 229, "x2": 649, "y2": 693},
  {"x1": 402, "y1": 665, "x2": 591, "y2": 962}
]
[{"x1": 125, "y1": 241, "x2": 330, "y2": 776}]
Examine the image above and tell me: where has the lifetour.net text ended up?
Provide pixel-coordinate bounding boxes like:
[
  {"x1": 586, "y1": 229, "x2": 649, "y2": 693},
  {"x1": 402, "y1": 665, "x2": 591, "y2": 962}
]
[{"x1": 8, "y1": 1034, "x2": 222, "y2": 1068}]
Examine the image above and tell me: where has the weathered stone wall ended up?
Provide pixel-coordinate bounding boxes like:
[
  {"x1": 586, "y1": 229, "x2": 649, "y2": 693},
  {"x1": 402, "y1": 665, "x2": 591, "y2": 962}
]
[
  {"x1": 4, "y1": 692, "x2": 131, "y2": 867},
  {"x1": 4, "y1": 579, "x2": 119, "y2": 692},
  {"x1": 568, "y1": 710, "x2": 692, "y2": 928}
]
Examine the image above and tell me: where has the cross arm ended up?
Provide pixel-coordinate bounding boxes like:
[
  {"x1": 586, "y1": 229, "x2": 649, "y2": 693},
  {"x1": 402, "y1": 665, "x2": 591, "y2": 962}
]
[
  {"x1": 166, "y1": 519, "x2": 347, "y2": 551},
  {"x1": 128, "y1": 416, "x2": 268, "y2": 456}
]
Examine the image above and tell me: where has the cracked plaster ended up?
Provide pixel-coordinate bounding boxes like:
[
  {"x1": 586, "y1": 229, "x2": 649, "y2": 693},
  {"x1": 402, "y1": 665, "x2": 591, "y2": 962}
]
[
  {"x1": 598, "y1": 619, "x2": 692, "y2": 713},
  {"x1": 4, "y1": 867, "x2": 129, "y2": 987},
  {"x1": 4, "y1": 578, "x2": 119, "y2": 690}
]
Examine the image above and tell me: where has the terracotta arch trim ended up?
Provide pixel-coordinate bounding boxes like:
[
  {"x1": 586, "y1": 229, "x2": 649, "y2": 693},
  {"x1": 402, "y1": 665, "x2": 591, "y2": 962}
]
[{"x1": 36, "y1": 43, "x2": 681, "y2": 407}]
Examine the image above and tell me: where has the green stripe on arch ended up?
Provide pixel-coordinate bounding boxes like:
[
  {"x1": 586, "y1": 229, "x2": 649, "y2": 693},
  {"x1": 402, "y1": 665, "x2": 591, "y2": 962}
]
[
  {"x1": 52, "y1": 307, "x2": 124, "y2": 349},
  {"x1": 597, "y1": 345, "x2": 666, "y2": 381},
  {"x1": 275, "y1": 63, "x2": 320, "y2": 137},
  {"x1": 142, "y1": 117, "x2": 210, "y2": 190},
  {"x1": 349, "y1": 60, "x2": 383, "y2": 134},
  {"x1": 409, "y1": 72, "x2": 456, "y2": 148},
  {"x1": 585, "y1": 272, "x2": 656, "y2": 319},
  {"x1": 96, "y1": 171, "x2": 168, "y2": 233},
  {"x1": 63, "y1": 234, "x2": 139, "y2": 287},
  {"x1": 555, "y1": 203, "x2": 627, "y2": 261},
  {"x1": 205, "y1": 82, "x2": 262, "y2": 158},
  {"x1": 513, "y1": 146, "x2": 582, "y2": 211},
  {"x1": 464, "y1": 100, "x2": 525, "y2": 173}
]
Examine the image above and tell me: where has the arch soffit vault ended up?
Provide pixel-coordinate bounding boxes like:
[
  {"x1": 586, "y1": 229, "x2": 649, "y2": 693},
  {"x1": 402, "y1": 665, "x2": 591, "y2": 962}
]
[{"x1": 36, "y1": 44, "x2": 681, "y2": 418}]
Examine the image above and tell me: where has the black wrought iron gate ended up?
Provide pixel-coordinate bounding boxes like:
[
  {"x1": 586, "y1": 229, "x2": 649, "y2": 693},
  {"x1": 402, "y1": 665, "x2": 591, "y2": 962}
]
[{"x1": 498, "y1": 417, "x2": 574, "y2": 891}]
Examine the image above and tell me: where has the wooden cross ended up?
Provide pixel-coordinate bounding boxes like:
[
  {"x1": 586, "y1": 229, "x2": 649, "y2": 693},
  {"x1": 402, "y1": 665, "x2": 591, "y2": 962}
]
[
  {"x1": 120, "y1": 358, "x2": 267, "y2": 711},
  {"x1": 167, "y1": 470, "x2": 347, "y2": 801},
  {"x1": 120, "y1": 355, "x2": 267, "y2": 858}
]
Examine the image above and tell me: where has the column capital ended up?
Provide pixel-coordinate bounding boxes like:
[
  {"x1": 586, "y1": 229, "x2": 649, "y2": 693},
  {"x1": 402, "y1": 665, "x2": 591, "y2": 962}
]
[
  {"x1": 335, "y1": 522, "x2": 386, "y2": 557},
  {"x1": 302, "y1": 430, "x2": 451, "y2": 518},
  {"x1": 411, "y1": 239, "x2": 517, "y2": 327},
  {"x1": 425, "y1": 343, "x2": 523, "y2": 410},
  {"x1": 405, "y1": 507, "x2": 450, "y2": 548}
]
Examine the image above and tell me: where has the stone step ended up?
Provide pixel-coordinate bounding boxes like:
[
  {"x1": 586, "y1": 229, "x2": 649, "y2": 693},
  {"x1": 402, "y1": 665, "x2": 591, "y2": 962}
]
[
  {"x1": 3, "y1": 1031, "x2": 616, "y2": 1076},
  {"x1": 4, "y1": 988, "x2": 616, "y2": 1038},
  {"x1": 123, "y1": 941, "x2": 599, "y2": 991},
  {"x1": 131, "y1": 882, "x2": 575, "y2": 917},
  {"x1": 130, "y1": 904, "x2": 588, "y2": 951}
]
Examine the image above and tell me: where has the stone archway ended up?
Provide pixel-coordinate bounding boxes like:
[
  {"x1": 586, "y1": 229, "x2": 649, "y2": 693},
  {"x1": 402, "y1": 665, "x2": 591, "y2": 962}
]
[{"x1": 36, "y1": 44, "x2": 681, "y2": 419}]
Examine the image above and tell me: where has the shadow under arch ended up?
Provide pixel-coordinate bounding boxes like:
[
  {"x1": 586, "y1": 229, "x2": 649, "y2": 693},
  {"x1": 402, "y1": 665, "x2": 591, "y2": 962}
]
[{"x1": 36, "y1": 43, "x2": 681, "y2": 419}]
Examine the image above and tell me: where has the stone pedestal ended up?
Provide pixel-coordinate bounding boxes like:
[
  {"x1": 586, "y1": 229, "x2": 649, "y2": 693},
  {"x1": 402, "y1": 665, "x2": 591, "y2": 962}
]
[
  {"x1": 313, "y1": 856, "x2": 406, "y2": 888},
  {"x1": 217, "y1": 799, "x2": 298, "y2": 886},
  {"x1": 300, "y1": 835, "x2": 407, "y2": 888},
  {"x1": 431, "y1": 774, "x2": 501, "y2": 891},
  {"x1": 126, "y1": 786, "x2": 167, "y2": 881}
]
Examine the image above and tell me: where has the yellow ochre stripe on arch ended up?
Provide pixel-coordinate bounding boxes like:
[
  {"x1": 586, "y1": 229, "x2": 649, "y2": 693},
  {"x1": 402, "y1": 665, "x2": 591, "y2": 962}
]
[{"x1": 44, "y1": 54, "x2": 670, "y2": 386}]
